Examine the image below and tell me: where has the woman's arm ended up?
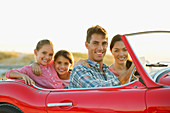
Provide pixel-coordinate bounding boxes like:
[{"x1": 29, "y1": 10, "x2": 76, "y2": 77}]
[{"x1": 118, "y1": 63, "x2": 135, "y2": 84}]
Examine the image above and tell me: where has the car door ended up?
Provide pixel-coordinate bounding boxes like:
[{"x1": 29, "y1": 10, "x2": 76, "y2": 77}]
[
  {"x1": 123, "y1": 31, "x2": 170, "y2": 113},
  {"x1": 146, "y1": 87, "x2": 170, "y2": 113},
  {"x1": 46, "y1": 81, "x2": 147, "y2": 113}
]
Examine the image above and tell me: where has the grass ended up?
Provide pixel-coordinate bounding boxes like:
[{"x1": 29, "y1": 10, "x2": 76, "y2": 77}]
[
  {"x1": 0, "y1": 52, "x2": 34, "y2": 65},
  {"x1": 73, "y1": 52, "x2": 114, "y2": 66},
  {"x1": 0, "y1": 51, "x2": 114, "y2": 66},
  {"x1": 103, "y1": 54, "x2": 114, "y2": 66},
  {"x1": 0, "y1": 51, "x2": 114, "y2": 78},
  {"x1": 0, "y1": 51, "x2": 19, "y2": 60}
]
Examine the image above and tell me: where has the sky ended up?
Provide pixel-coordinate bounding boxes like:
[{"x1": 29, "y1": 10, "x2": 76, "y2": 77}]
[{"x1": 0, "y1": 0, "x2": 170, "y2": 54}]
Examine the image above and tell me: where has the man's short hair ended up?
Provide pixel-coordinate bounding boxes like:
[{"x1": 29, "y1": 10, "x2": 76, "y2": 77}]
[{"x1": 86, "y1": 25, "x2": 108, "y2": 43}]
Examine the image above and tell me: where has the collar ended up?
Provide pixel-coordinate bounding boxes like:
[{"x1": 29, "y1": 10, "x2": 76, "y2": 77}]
[{"x1": 87, "y1": 59, "x2": 109, "y2": 71}]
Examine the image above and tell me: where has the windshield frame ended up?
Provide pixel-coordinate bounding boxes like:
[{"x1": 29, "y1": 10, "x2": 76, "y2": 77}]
[{"x1": 121, "y1": 31, "x2": 170, "y2": 88}]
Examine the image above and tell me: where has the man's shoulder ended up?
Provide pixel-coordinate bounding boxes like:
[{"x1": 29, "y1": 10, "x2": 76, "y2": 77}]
[{"x1": 72, "y1": 65, "x2": 89, "y2": 72}]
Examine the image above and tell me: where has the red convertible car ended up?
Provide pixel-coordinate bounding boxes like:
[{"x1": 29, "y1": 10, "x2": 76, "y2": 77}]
[{"x1": 0, "y1": 31, "x2": 170, "y2": 113}]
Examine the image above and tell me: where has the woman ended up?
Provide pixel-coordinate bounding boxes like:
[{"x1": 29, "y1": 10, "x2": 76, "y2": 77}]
[{"x1": 109, "y1": 34, "x2": 137, "y2": 84}]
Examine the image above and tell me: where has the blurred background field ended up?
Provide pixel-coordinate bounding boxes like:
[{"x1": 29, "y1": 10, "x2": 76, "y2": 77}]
[{"x1": 0, "y1": 51, "x2": 114, "y2": 79}]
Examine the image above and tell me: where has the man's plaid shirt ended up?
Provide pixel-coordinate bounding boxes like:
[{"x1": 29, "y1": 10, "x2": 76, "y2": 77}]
[{"x1": 68, "y1": 59, "x2": 121, "y2": 88}]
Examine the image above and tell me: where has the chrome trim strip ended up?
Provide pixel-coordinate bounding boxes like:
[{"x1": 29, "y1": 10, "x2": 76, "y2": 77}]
[
  {"x1": 1, "y1": 79, "x2": 136, "y2": 91},
  {"x1": 125, "y1": 31, "x2": 170, "y2": 36},
  {"x1": 47, "y1": 102, "x2": 73, "y2": 107},
  {"x1": 32, "y1": 83, "x2": 127, "y2": 91}
]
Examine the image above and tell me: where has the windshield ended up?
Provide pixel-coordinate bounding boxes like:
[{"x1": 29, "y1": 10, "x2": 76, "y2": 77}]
[{"x1": 125, "y1": 32, "x2": 170, "y2": 79}]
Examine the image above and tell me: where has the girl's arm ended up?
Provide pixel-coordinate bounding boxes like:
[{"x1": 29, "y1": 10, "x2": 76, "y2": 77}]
[
  {"x1": 32, "y1": 62, "x2": 42, "y2": 76},
  {"x1": 9, "y1": 71, "x2": 35, "y2": 85}
]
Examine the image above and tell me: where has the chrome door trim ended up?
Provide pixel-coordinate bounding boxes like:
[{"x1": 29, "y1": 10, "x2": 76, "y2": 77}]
[{"x1": 47, "y1": 102, "x2": 73, "y2": 107}]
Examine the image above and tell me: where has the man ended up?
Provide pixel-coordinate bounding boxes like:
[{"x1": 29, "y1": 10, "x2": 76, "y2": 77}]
[{"x1": 69, "y1": 25, "x2": 121, "y2": 88}]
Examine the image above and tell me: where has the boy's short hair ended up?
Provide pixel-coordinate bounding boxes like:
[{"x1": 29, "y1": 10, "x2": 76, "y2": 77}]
[{"x1": 86, "y1": 25, "x2": 108, "y2": 43}]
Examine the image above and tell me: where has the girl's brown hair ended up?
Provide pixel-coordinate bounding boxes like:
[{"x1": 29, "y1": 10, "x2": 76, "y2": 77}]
[
  {"x1": 54, "y1": 50, "x2": 74, "y2": 68},
  {"x1": 36, "y1": 39, "x2": 53, "y2": 51}
]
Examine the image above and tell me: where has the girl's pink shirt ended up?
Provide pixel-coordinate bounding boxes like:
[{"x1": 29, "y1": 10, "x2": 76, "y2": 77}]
[
  {"x1": 108, "y1": 67, "x2": 120, "y2": 77},
  {"x1": 6, "y1": 62, "x2": 64, "y2": 89},
  {"x1": 61, "y1": 79, "x2": 69, "y2": 87}
]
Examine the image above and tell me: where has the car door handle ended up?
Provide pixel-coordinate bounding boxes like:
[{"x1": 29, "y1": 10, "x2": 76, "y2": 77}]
[{"x1": 47, "y1": 102, "x2": 73, "y2": 107}]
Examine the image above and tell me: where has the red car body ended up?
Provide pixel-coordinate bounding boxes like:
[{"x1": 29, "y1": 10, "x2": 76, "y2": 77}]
[{"x1": 0, "y1": 31, "x2": 170, "y2": 113}]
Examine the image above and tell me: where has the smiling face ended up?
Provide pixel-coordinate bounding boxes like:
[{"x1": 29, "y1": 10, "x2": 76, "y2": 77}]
[
  {"x1": 54, "y1": 56, "x2": 72, "y2": 79},
  {"x1": 86, "y1": 33, "x2": 108, "y2": 64},
  {"x1": 111, "y1": 41, "x2": 128, "y2": 65},
  {"x1": 34, "y1": 44, "x2": 54, "y2": 66}
]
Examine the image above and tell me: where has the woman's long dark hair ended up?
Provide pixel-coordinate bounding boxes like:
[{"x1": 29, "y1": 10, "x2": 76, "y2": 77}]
[
  {"x1": 110, "y1": 34, "x2": 139, "y2": 75},
  {"x1": 110, "y1": 34, "x2": 132, "y2": 69}
]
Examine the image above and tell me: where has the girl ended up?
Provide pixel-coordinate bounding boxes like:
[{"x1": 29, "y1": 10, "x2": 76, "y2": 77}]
[
  {"x1": 53, "y1": 50, "x2": 74, "y2": 87},
  {"x1": 33, "y1": 50, "x2": 74, "y2": 87},
  {"x1": 6, "y1": 39, "x2": 64, "y2": 89}
]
